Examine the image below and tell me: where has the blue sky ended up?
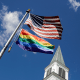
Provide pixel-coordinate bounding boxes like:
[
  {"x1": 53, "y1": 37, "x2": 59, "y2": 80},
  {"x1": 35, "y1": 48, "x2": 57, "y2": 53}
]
[{"x1": 0, "y1": 0, "x2": 80, "y2": 80}]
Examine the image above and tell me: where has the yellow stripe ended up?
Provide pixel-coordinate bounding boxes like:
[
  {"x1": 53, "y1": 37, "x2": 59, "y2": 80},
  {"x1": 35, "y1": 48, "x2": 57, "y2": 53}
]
[{"x1": 19, "y1": 34, "x2": 53, "y2": 46}]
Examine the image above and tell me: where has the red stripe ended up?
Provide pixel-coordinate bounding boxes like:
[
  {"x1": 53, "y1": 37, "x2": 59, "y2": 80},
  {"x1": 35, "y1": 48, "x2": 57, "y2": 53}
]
[
  {"x1": 33, "y1": 29, "x2": 62, "y2": 36},
  {"x1": 25, "y1": 19, "x2": 62, "y2": 28},
  {"x1": 25, "y1": 20, "x2": 62, "y2": 39},
  {"x1": 33, "y1": 26, "x2": 62, "y2": 32},
  {"x1": 44, "y1": 16, "x2": 59, "y2": 19},
  {"x1": 42, "y1": 26, "x2": 63, "y2": 30},
  {"x1": 20, "y1": 29, "x2": 50, "y2": 43},
  {"x1": 25, "y1": 23, "x2": 62, "y2": 38},
  {"x1": 25, "y1": 20, "x2": 62, "y2": 32},
  {"x1": 43, "y1": 24, "x2": 61, "y2": 26},
  {"x1": 37, "y1": 34, "x2": 61, "y2": 39},
  {"x1": 43, "y1": 20, "x2": 60, "y2": 23}
]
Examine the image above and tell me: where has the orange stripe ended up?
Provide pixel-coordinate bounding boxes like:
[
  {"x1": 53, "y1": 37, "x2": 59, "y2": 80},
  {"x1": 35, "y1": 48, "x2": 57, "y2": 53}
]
[{"x1": 20, "y1": 29, "x2": 49, "y2": 43}]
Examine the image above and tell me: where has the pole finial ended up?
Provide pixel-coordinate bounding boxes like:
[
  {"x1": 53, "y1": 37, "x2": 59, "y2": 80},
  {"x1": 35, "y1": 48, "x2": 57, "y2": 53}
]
[{"x1": 26, "y1": 9, "x2": 31, "y2": 13}]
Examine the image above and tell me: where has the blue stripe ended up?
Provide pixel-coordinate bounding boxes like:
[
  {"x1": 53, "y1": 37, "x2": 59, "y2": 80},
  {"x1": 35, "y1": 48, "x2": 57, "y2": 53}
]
[{"x1": 16, "y1": 38, "x2": 53, "y2": 54}]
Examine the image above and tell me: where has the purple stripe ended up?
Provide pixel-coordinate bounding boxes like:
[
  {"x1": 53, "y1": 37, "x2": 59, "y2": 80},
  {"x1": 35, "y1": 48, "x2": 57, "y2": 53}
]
[{"x1": 17, "y1": 42, "x2": 53, "y2": 54}]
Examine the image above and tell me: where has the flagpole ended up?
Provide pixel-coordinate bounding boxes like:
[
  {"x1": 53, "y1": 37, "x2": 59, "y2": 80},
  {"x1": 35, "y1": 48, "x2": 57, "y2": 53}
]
[{"x1": 0, "y1": 9, "x2": 30, "y2": 58}]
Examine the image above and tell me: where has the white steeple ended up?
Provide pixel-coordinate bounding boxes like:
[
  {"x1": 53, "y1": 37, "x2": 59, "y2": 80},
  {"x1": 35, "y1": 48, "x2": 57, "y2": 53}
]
[
  {"x1": 43, "y1": 46, "x2": 69, "y2": 80},
  {"x1": 50, "y1": 46, "x2": 65, "y2": 65}
]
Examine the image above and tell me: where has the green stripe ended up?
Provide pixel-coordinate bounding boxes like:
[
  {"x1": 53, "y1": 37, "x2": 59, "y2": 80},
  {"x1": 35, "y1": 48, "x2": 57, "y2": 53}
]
[{"x1": 19, "y1": 36, "x2": 54, "y2": 49}]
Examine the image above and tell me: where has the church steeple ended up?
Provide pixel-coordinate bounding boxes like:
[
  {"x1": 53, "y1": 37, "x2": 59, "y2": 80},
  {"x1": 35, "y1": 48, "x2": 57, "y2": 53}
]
[
  {"x1": 50, "y1": 46, "x2": 65, "y2": 65},
  {"x1": 43, "y1": 46, "x2": 69, "y2": 80}
]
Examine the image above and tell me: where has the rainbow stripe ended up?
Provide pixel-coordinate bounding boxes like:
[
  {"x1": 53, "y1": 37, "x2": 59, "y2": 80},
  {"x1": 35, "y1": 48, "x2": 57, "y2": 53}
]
[{"x1": 16, "y1": 29, "x2": 55, "y2": 54}]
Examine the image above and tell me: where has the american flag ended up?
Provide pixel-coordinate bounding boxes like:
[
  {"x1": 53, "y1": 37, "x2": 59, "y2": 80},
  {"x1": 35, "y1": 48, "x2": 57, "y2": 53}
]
[{"x1": 24, "y1": 13, "x2": 63, "y2": 39}]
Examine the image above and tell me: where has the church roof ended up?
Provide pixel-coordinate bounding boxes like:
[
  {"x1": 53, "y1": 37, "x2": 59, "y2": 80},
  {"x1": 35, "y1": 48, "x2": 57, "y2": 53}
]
[{"x1": 50, "y1": 46, "x2": 65, "y2": 65}]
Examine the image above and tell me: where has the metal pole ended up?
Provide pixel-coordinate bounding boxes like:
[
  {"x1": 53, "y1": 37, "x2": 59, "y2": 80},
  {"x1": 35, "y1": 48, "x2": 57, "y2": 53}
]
[{"x1": 0, "y1": 9, "x2": 30, "y2": 58}]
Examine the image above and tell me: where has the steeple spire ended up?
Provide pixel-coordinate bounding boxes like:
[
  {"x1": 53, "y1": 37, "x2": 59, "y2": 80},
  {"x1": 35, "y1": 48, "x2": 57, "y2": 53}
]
[
  {"x1": 43, "y1": 46, "x2": 69, "y2": 80},
  {"x1": 50, "y1": 45, "x2": 65, "y2": 65}
]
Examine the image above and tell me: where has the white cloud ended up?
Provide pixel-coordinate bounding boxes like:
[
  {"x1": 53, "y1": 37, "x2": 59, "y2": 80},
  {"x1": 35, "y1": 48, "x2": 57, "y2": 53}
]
[
  {"x1": 22, "y1": 54, "x2": 27, "y2": 57},
  {"x1": 69, "y1": 0, "x2": 80, "y2": 11},
  {"x1": 0, "y1": 5, "x2": 23, "y2": 46},
  {"x1": 33, "y1": 52, "x2": 37, "y2": 54}
]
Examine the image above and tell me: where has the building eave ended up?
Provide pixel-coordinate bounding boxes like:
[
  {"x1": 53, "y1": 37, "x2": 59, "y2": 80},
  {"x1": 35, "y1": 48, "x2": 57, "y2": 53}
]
[
  {"x1": 44, "y1": 61, "x2": 69, "y2": 71},
  {"x1": 43, "y1": 71, "x2": 66, "y2": 80}
]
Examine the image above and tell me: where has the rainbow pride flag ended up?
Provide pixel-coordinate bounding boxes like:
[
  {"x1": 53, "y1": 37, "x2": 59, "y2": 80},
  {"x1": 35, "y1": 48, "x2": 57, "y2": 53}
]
[{"x1": 16, "y1": 29, "x2": 55, "y2": 54}]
